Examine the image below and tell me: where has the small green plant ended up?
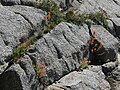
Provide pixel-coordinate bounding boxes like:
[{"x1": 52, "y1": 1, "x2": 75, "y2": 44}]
[
  {"x1": 106, "y1": 76, "x2": 115, "y2": 85},
  {"x1": 88, "y1": 12, "x2": 108, "y2": 29},
  {"x1": 43, "y1": 29, "x2": 49, "y2": 34},
  {"x1": 13, "y1": 36, "x2": 37, "y2": 61},
  {"x1": 34, "y1": 62, "x2": 47, "y2": 84},
  {"x1": 64, "y1": 11, "x2": 108, "y2": 29},
  {"x1": 80, "y1": 57, "x2": 91, "y2": 69},
  {"x1": 34, "y1": 0, "x2": 64, "y2": 29},
  {"x1": 37, "y1": 31, "x2": 43, "y2": 39}
]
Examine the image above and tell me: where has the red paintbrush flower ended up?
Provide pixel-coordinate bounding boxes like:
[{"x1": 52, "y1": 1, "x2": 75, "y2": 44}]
[{"x1": 36, "y1": 63, "x2": 40, "y2": 67}]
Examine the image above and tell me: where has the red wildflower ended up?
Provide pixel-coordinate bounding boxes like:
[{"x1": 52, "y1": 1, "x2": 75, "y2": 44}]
[
  {"x1": 91, "y1": 49, "x2": 93, "y2": 53},
  {"x1": 23, "y1": 42, "x2": 27, "y2": 47},
  {"x1": 44, "y1": 16, "x2": 47, "y2": 19},
  {"x1": 83, "y1": 57, "x2": 88, "y2": 61},
  {"x1": 36, "y1": 63, "x2": 40, "y2": 67},
  {"x1": 40, "y1": 73, "x2": 43, "y2": 77},
  {"x1": 90, "y1": 36, "x2": 94, "y2": 45},
  {"x1": 37, "y1": 70, "x2": 40, "y2": 74},
  {"x1": 41, "y1": 63, "x2": 44, "y2": 69},
  {"x1": 48, "y1": 11, "x2": 51, "y2": 20},
  {"x1": 18, "y1": 46, "x2": 20, "y2": 48},
  {"x1": 18, "y1": 41, "x2": 21, "y2": 44},
  {"x1": 94, "y1": 48, "x2": 96, "y2": 51},
  {"x1": 30, "y1": 45, "x2": 32, "y2": 48},
  {"x1": 42, "y1": 69, "x2": 46, "y2": 73},
  {"x1": 80, "y1": 61, "x2": 82, "y2": 64}
]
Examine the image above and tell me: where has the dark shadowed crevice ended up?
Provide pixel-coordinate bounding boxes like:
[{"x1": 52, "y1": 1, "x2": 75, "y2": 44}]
[
  {"x1": 61, "y1": 57, "x2": 70, "y2": 72},
  {"x1": 0, "y1": 71, "x2": 23, "y2": 90},
  {"x1": 52, "y1": 44, "x2": 63, "y2": 59},
  {"x1": 14, "y1": 12, "x2": 34, "y2": 28},
  {"x1": 113, "y1": 0, "x2": 120, "y2": 6},
  {"x1": 110, "y1": 19, "x2": 120, "y2": 39},
  {"x1": 20, "y1": 0, "x2": 23, "y2": 5},
  {"x1": 1, "y1": 0, "x2": 18, "y2": 6}
]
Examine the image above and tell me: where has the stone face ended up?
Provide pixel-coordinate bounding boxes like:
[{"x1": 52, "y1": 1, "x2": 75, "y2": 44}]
[
  {"x1": 110, "y1": 18, "x2": 120, "y2": 38},
  {"x1": 46, "y1": 70, "x2": 111, "y2": 90},
  {"x1": 27, "y1": 22, "x2": 119, "y2": 85},
  {"x1": 0, "y1": 55, "x2": 41, "y2": 90},
  {"x1": 102, "y1": 62, "x2": 117, "y2": 75},
  {"x1": 68, "y1": 0, "x2": 120, "y2": 38},
  {"x1": 1, "y1": 0, "x2": 36, "y2": 6},
  {"x1": 90, "y1": 25, "x2": 119, "y2": 64},
  {"x1": 0, "y1": 6, "x2": 31, "y2": 64},
  {"x1": 5, "y1": 5, "x2": 46, "y2": 31},
  {"x1": 0, "y1": 5, "x2": 45, "y2": 64},
  {"x1": 17, "y1": 55, "x2": 40, "y2": 90},
  {"x1": 107, "y1": 19, "x2": 117, "y2": 37},
  {"x1": 0, "y1": 64, "x2": 30, "y2": 90},
  {"x1": 28, "y1": 22, "x2": 89, "y2": 84},
  {"x1": 112, "y1": 65, "x2": 120, "y2": 81}
]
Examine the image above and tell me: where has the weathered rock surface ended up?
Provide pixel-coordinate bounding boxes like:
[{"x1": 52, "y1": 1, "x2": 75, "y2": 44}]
[
  {"x1": 102, "y1": 62, "x2": 117, "y2": 75},
  {"x1": 0, "y1": 0, "x2": 120, "y2": 90},
  {"x1": 112, "y1": 64, "x2": 120, "y2": 81},
  {"x1": 89, "y1": 25, "x2": 118, "y2": 64},
  {"x1": 28, "y1": 22, "x2": 89, "y2": 85},
  {"x1": 0, "y1": 55, "x2": 41, "y2": 90},
  {"x1": 110, "y1": 18, "x2": 120, "y2": 38},
  {"x1": 1, "y1": 0, "x2": 36, "y2": 6},
  {"x1": 46, "y1": 69, "x2": 111, "y2": 90},
  {"x1": 27, "y1": 22, "x2": 119, "y2": 85},
  {"x1": 0, "y1": 5, "x2": 45, "y2": 64},
  {"x1": 68, "y1": 0, "x2": 120, "y2": 38},
  {"x1": 0, "y1": 64, "x2": 30, "y2": 90}
]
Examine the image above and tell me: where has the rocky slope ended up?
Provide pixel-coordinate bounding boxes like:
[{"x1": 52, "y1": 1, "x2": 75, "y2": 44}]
[{"x1": 0, "y1": 0, "x2": 120, "y2": 90}]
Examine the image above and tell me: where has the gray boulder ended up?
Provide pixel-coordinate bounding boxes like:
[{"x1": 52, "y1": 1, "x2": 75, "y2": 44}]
[
  {"x1": 46, "y1": 70, "x2": 111, "y2": 90},
  {"x1": 17, "y1": 55, "x2": 41, "y2": 90},
  {"x1": 102, "y1": 62, "x2": 117, "y2": 75},
  {"x1": 5, "y1": 5, "x2": 46, "y2": 31},
  {"x1": 1, "y1": 0, "x2": 36, "y2": 6},
  {"x1": 0, "y1": 64, "x2": 30, "y2": 90},
  {"x1": 107, "y1": 19, "x2": 117, "y2": 37},
  {"x1": 27, "y1": 22, "x2": 119, "y2": 85},
  {"x1": 90, "y1": 25, "x2": 119, "y2": 64},
  {"x1": 0, "y1": 55, "x2": 41, "y2": 90},
  {"x1": 0, "y1": 6, "x2": 32, "y2": 64},
  {"x1": 69, "y1": 0, "x2": 120, "y2": 38},
  {"x1": 110, "y1": 18, "x2": 120, "y2": 39},
  {"x1": 0, "y1": 5, "x2": 45, "y2": 64},
  {"x1": 28, "y1": 22, "x2": 90, "y2": 84},
  {"x1": 112, "y1": 65, "x2": 120, "y2": 81}
]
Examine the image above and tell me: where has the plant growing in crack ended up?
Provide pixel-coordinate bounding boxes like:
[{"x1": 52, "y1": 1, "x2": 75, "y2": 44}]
[
  {"x1": 80, "y1": 57, "x2": 91, "y2": 69},
  {"x1": 34, "y1": 62, "x2": 47, "y2": 86}
]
